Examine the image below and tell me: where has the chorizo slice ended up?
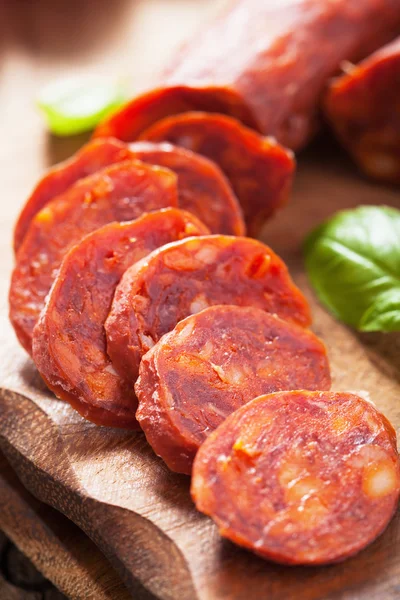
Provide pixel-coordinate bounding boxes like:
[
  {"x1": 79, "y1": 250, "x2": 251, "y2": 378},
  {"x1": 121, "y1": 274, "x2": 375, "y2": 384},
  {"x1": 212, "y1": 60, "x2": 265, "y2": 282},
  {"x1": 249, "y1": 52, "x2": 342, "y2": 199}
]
[
  {"x1": 130, "y1": 141, "x2": 245, "y2": 235},
  {"x1": 32, "y1": 209, "x2": 209, "y2": 429},
  {"x1": 14, "y1": 138, "x2": 243, "y2": 252},
  {"x1": 192, "y1": 390, "x2": 400, "y2": 565},
  {"x1": 323, "y1": 37, "x2": 400, "y2": 183},
  {"x1": 13, "y1": 137, "x2": 134, "y2": 254},
  {"x1": 94, "y1": 0, "x2": 400, "y2": 150},
  {"x1": 135, "y1": 306, "x2": 331, "y2": 474},
  {"x1": 105, "y1": 235, "x2": 311, "y2": 384},
  {"x1": 94, "y1": 85, "x2": 258, "y2": 143},
  {"x1": 9, "y1": 160, "x2": 178, "y2": 355},
  {"x1": 139, "y1": 113, "x2": 295, "y2": 235}
]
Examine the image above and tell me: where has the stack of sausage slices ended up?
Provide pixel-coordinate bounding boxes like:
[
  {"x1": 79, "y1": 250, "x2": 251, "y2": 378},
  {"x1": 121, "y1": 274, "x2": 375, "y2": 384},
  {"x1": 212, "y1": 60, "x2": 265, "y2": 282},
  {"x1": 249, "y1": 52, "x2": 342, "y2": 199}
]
[{"x1": 9, "y1": 132, "x2": 400, "y2": 566}]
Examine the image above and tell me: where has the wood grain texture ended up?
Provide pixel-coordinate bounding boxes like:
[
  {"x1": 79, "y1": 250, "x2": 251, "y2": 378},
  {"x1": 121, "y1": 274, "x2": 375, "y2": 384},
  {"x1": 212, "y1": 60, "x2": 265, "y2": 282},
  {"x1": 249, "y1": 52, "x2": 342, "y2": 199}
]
[
  {"x1": 0, "y1": 1, "x2": 399, "y2": 599},
  {"x1": 0, "y1": 453, "x2": 130, "y2": 600},
  {"x1": 0, "y1": 529, "x2": 66, "y2": 599}
]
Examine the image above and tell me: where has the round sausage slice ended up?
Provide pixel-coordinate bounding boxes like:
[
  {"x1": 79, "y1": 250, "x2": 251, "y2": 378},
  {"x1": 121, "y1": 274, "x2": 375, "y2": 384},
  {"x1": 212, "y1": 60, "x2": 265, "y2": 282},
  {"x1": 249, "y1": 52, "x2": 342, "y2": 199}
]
[
  {"x1": 94, "y1": 85, "x2": 258, "y2": 142},
  {"x1": 105, "y1": 235, "x2": 311, "y2": 383},
  {"x1": 13, "y1": 138, "x2": 135, "y2": 254},
  {"x1": 9, "y1": 160, "x2": 178, "y2": 355},
  {"x1": 192, "y1": 391, "x2": 400, "y2": 565},
  {"x1": 130, "y1": 141, "x2": 245, "y2": 235},
  {"x1": 14, "y1": 138, "x2": 243, "y2": 253},
  {"x1": 135, "y1": 306, "x2": 331, "y2": 474},
  {"x1": 139, "y1": 112, "x2": 295, "y2": 236},
  {"x1": 32, "y1": 209, "x2": 209, "y2": 429}
]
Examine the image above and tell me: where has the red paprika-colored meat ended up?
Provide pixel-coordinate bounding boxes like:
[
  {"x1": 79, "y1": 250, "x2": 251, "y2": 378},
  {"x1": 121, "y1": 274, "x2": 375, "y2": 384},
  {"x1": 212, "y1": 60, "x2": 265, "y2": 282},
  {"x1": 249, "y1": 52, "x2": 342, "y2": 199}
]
[
  {"x1": 32, "y1": 209, "x2": 209, "y2": 429},
  {"x1": 192, "y1": 391, "x2": 400, "y2": 565},
  {"x1": 131, "y1": 141, "x2": 245, "y2": 235},
  {"x1": 324, "y1": 37, "x2": 400, "y2": 183},
  {"x1": 136, "y1": 306, "x2": 331, "y2": 474},
  {"x1": 139, "y1": 113, "x2": 294, "y2": 235},
  {"x1": 9, "y1": 160, "x2": 178, "y2": 355},
  {"x1": 14, "y1": 138, "x2": 243, "y2": 253},
  {"x1": 105, "y1": 235, "x2": 311, "y2": 384},
  {"x1": 13, "y1": 138, "x2": 135, "y2": 254},
  {"x1": 94, "y1": 85, "x2": 258, "y2": 143},
  {"x1": 95, "y1": 0, "x2": 400, "y2": 150}
]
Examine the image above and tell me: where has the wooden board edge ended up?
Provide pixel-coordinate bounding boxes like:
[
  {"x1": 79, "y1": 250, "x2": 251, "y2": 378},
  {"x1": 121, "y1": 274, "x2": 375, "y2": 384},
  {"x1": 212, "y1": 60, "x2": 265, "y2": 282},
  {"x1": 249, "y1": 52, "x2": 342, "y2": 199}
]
[
  {"x1": 0, "y1": 451, "x2": 132, "y2": 600},
  {"x1": 0, "y1": 387, "x2": 199, "y2": 600}
]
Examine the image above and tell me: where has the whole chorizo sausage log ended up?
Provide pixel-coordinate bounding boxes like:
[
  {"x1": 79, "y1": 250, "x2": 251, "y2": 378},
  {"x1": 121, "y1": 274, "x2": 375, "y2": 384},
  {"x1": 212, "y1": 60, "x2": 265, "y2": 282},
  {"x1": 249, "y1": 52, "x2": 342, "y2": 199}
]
[
  {"x1": 14, "y1": 138, "x2": 243, "y2": 253},
  {"x1": 105, "y1": 235, "x2": 311, "y2": 383},
  {"x1": 139, "y1": 113, "x2": 294, "y2": 235},
  {"x1": 32, "y1": 209, "x2": 209, "y2": 429},
  {"x1": 135, "y1": 306, "x2": 331, "y2": 474},
  {"x1": 94, "y1": 0, "x2": 400, "y2": 150},
  {"x1": 9, "y1": 160, "x2": 178, "y2": 355},
  {"x1": 323, "y1": 37, "x2": 400, "y2": 183},
  {"x1": 192, "y1": 391, "x2": 400, "y2": 565}
]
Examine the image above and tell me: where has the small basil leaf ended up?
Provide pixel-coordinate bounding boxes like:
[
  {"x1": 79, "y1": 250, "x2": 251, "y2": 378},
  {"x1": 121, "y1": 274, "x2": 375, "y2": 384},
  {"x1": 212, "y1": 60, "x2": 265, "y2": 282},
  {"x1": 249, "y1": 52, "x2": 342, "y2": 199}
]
[
  {"x1": 304, "y1": 206, "x2": 400, "y2": 331},
  {"x1": 359, "y1": 289, "x2": 400, "y2": 332},
  {"x1": 37, "y1": 76, "x2": 128, "y2": 136}
]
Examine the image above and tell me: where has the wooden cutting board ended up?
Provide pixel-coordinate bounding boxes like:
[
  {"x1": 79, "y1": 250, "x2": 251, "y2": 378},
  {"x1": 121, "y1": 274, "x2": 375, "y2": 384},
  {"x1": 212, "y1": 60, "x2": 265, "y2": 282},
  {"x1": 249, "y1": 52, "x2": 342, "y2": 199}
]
[{"x1": 0, "y1": 1, "x2": 399, "y2": 599}]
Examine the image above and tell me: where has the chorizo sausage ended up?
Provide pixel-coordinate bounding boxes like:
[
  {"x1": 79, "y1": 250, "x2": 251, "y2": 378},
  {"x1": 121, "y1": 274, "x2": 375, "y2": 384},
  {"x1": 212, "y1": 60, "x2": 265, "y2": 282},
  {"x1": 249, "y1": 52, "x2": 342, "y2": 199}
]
[
  {"x1": 13, "y1": 138, "x2": 134, "y2": 254},
  {"x1": 94, "y1": 0, "x2": 400, "y2": 150},
  {"x1": 323, "y1": 37, "x2": 400, "y2": 183},
  {"x1": 192, "y1": 390, "x2": 400, "y2": 565},
  {"x1": 130, "y1": 141, "x2": 245, "y2": 235},
  {"x1": 32, "y1": 209, "x2": 209, "y2": 429},
  {"x1": 135, "y1": 306, "x2": 331, "y2": 474},
  {"x1": 105, "y1": 235, "x2": 311, "y2": 383},
  {"x1": 9, "y1": 160, "x2": 178, "y2": 355},
  {"x1": 139, "y1": 113, "x2": 294, "y2": 235},
  {"x1": 14, "y1": 138, "x2": 243, "y2": 252}
]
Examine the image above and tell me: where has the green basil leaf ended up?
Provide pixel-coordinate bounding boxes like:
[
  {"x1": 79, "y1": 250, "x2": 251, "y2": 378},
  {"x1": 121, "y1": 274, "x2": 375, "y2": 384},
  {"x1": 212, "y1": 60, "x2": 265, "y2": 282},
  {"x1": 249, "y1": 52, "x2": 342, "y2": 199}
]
[
  {"x1": 36, "y1": 76, "x2": 128, "y2": 136},
  {"x1": 304, "y1": 206, "x2": 400, "y2": 332},
  {"x1": 359, "y1": 289, "x2": 400, "y2": 332}
]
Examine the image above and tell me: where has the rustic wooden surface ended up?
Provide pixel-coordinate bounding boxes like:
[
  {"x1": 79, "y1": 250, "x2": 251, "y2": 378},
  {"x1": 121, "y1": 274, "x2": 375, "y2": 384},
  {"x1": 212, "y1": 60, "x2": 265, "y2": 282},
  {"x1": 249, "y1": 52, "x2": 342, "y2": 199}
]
[
  {"x1": 0, "y1": 451, "x2": 130, "y2": 599},
  {"x1": 0, "y1": 527, "x2": 65, "y2": 600},
  {"x1": 0, "y1": 1, "x2": 400, "y2": 599}
]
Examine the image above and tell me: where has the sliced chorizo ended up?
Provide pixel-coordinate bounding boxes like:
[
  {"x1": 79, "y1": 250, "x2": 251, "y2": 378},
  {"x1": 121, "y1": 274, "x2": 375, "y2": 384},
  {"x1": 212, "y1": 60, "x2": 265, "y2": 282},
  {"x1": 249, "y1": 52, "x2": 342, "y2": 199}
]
[
  {"x1": 130, "y1": 141, "x2": 245, "y2": 235},
  {"x1": 323, "y1": 37, "x2": 400, "y2": 183},
  {"x1": 9, "y1": 160, "x2": 178, "y2": 355},
  {"x1": 139, "y1": 112, "x2": 294, "y2": 235},
  {"x1": 105, "y1": 235, "x2": 311, "y2": 384},
  {"x1": 94, "y1": 0, "x2": 400, "y2": 150},
  {"x1": 135, "y1": 306, "x2": 331, "y2": 474},
  {"x1": 13, "y1": 137, "x2": 134, "y2": 254},
  {"x1": 32, "y1": 209, "x2": 209, "y2": 429},
  {"x1": 192, "y1": 390, "x2": 400, "y2": 565},
  {"x1": 14, "y1": 138, "x2": 243, "y2": 253}
]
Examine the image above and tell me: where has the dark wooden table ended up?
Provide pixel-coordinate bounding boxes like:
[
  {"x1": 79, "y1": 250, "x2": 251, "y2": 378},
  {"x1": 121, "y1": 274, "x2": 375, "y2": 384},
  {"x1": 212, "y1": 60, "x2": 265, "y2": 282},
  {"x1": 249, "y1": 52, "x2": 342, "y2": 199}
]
[{"x1": 0, "y1": 529, "x2": 66, "y2": 599}]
